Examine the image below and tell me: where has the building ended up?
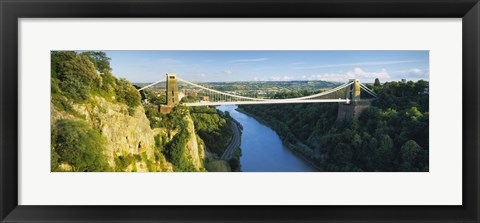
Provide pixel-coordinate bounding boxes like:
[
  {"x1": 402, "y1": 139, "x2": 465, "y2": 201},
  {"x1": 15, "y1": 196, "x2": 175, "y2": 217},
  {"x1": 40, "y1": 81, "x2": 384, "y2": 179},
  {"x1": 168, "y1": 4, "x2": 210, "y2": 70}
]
[{"x1": 187, "y1": 92, "x2": 198, "y2": 97}]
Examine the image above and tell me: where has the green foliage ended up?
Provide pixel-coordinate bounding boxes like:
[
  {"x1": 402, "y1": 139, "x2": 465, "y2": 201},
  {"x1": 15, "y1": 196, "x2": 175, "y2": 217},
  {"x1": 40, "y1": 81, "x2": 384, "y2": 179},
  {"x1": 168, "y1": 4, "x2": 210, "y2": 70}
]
[
  {"x1": 80, "y1": 51, "x2": 112, "y2": 73},
  {"x1": 228, "y1": 147, "x2": 242, "y2": 172},
  {"x1": 181, "y1": 96, "x2": 199, "y2": 103},
  {"x1": 51, "y1": 94, "x2": 74, "y2": 112},
  {"x1": 143, "y1": 89, "x2": 166, "y2": 105},
  {"x1": 190, "y1": 106, "x2": 233, "y2": 156},
  {"x1": 116, "y1": 78, "x2": 141, "y2": 110},
  {"x1": 240, "y1": 80, "x2": 429, "y2": 172},
  {"x1": 240, "y1": 102, "x2": 338, "y2": 144},
  {"x1": 115, "y1": 154, "x2": 136, "y2": 172},
  {"x1": 399, "y1": 140, "x2": 423, "y2": 171},
  {"x1": 371, "y1": 134, "x2": 395, "y2": 171},
  {"x1": 51, "y1": 119, "x2": 110, "y2": 172},
  {"x1": 205, "y1": 160, "x2": 230, "y2": 172},
  {"x1": 144, "y1": 105, "x2": 167, "y2": 128},
  {"x1": 51, "y1": 127, "x2": 60, "y2": 171},
  {"x1": 401, "y1": 140, "x2": 422, "y2": 162},
  {"x1": 332, "y1": 143, "x2": 353, "y2": 166},
  {"x1": 147, "y1": 107, "x2": 198, "y2": 171},
  {"x1": 229, "y1": 158, "x2": 241, "y2": 172},
  {"x1": 98, "y1": 69, "x2": 118, "y2": 100},
  {"x1": 51, "y1": 51, "x2": 102, "y2": 102},
  {"x1": 51, "y1": 51, "x2": 141, "y2": 114},
  {"x1": 51, "y1": 51, "x2": 77, "y2": 79},
  {"x1": 164, "y1": 127, "x2": 197, "y2": 172},
  {"x1": 114, "y1": 152, "x2": 155, "y2": 172},
  {"x1": 144, "y1": 105, "x2": 234, "y2": 172}
]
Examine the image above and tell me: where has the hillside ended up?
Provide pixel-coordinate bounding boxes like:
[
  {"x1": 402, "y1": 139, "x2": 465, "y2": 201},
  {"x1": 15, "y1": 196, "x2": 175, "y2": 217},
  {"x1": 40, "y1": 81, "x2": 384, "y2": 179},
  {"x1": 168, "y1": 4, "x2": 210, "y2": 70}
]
[
  {"x1": 50, "y1": 51, "x2": 231, "y2": 172},
  {"x1": 240, "y1": 79, "x2": 429, "y2": 172}
]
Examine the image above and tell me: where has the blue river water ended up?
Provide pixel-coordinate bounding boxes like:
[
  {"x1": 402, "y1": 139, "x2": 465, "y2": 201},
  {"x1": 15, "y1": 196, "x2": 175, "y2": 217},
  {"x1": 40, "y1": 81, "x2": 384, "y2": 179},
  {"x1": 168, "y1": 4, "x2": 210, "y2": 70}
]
[{"x1": 216, "y1": 105, "x2": 317, "y2": 172}]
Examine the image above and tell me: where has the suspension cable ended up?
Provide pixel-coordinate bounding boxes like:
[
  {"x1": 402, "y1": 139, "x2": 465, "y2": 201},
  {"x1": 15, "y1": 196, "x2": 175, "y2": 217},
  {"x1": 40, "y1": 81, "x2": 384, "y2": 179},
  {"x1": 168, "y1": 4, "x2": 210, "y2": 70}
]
[
  {"x1": 137, "y1": 78, "x2": 166, "y2": 91},
  {"x1": 359, "y1": 83, "x2": 378, "y2": 98}
]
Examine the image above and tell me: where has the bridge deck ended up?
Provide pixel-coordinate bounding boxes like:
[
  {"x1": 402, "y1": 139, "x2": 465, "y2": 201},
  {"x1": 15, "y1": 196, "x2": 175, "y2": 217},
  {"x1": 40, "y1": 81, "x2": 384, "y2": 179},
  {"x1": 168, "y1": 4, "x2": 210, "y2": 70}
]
[{"x1": 183, "y1": 99, "x2": 350, "y2": 106}]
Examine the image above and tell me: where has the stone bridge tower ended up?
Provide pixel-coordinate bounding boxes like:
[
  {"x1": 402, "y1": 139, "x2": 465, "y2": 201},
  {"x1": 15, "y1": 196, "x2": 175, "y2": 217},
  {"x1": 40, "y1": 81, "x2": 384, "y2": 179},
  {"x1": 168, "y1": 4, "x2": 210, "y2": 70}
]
[
  {"x1": 160, "y1": 73, "x2": 179, "y2": 114},
  {"x1": 337, "y1": 79, "x2": 371, "y2": 121},
  {"x1": 346, "y1": 79, "x2": 361, "y2": 102},
  {"x1": 166, "y1": 73, "x2": 179, "y2": 106}
]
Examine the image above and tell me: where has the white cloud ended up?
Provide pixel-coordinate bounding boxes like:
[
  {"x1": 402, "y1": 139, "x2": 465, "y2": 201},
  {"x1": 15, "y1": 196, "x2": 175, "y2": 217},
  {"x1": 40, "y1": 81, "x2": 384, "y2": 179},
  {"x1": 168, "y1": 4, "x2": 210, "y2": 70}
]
[
  {"x1": 410, "y1": 68, "x2": 422, "y2": 74},
  {"x1": 289, "y1": 62, "x2": 305, "y2": 66},
  {"x1": 223, "y1": 70, "x2": 232, "y2": 75},
  {"x1": 269, "y1": 76, "x2": 293, "y2": 81},
  {"x1": 395, "y1": 68, "x2": 429, "y2": 80},
  {"x1": 304, "y1": 67, "x2": 390, "y2": 82},
  {"x1": 230, "y1": 58, "x2": 267, "y2": 63},
  {"x1": 294, "y1": 60, "x2": 418, "y2": 70},
  {"x1": 253, "y1": 76, "x2": 293, "y2": 81},
  {"x1": 397, "y1": 68, "x2": 425, "y2": 75}
]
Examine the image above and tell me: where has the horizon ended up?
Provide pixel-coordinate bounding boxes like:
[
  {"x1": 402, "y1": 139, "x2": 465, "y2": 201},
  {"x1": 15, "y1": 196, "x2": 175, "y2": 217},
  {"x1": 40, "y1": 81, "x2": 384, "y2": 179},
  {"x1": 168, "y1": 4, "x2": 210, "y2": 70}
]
[{"x1": 132, "y1": 78, "x2": 428, "y2": 85}]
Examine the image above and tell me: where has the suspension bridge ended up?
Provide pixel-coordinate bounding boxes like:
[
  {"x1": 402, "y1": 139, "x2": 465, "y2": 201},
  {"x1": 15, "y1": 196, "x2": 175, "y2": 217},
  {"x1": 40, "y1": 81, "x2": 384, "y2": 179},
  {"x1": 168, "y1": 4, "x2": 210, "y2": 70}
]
[{"x1": 138, "y1": 74, "x2": 378, "y2": 108}]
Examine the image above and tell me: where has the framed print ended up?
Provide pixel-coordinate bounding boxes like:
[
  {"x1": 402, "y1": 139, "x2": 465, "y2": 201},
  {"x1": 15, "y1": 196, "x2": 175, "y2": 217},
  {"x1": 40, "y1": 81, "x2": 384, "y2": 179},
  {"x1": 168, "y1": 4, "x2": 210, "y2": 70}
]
[{"x1": 1, "y1": 0, "x2": 479, "y2": 222}]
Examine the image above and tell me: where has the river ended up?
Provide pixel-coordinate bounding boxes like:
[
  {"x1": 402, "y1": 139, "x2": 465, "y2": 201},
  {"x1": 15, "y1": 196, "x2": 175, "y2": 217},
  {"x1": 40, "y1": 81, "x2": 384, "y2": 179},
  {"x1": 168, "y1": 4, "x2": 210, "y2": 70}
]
[{"x1": 216, "y1": 105, "x2": 317, "y2": 172}]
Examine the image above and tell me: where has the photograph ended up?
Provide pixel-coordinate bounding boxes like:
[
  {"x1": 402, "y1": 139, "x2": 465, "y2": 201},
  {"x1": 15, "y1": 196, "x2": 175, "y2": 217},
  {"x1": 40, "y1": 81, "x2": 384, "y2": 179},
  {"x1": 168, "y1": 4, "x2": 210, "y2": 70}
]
[
  {"x1": 3, "y1": 0, "x2": 478, "y2": 221},
  {"x1": 50, "y1": 50, "x2": 429, "y2": 172}
]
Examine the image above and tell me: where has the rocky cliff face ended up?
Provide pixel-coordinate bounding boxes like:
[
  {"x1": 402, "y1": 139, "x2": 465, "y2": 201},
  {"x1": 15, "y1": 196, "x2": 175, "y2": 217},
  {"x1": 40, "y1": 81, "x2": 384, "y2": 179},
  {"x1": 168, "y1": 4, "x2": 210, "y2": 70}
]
[
  {"x1": 151, "y1": 109, "x2": 206, "y2": 171},
  {"x1": 51, "y1": 96, "x2": 206, "y2": 172},
  {"x1": 183, "y1": 114, "x2": 205, "y2": 170}
]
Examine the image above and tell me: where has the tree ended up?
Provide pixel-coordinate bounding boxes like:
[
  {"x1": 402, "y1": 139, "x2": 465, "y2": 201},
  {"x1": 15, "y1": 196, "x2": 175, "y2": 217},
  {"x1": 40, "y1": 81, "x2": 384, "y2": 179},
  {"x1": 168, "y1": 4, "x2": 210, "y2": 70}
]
[
  {"x1": 236, "y1": 79, "x2": 429, "y2": 172},
  {"x1": 332, "y1": 143, "x2": 353, "y2": 165},
  {"x1": 54, "y1": 52, "x2": 102, "y2": 102},
  {"x1": 372, "y1": 134, "x2": 394, "y2": 171},
  {"x1": 116, "y1": 78, "x2": 141, "y2": 108},
  {"x1": 51, "y1": 51, "x2": 77, "y2": 79},
  {"x1": 406, "y1": 106, "x2": 422, "y2": 121},
  {"x1": 374, "y1": 78, "x2": 381, "y2": 87},
  {"x1": 400, "y1": 140, "x2": 422, "y2": 163},
  {"x1": 80, "y1": 51, "x2": 112, "y2": 72},
  {"x1": 53, "y1": 120, "x2": 110, "y2": 172},
  {"x1": 100, "y1": 69, "x2": 118, "y2": 95},
  {"x1": 190, "y1": 106, "x2": 232, "y2": 156},
  {"x1": 164, "y1": 128, "x2": 196, "y2": 172}
]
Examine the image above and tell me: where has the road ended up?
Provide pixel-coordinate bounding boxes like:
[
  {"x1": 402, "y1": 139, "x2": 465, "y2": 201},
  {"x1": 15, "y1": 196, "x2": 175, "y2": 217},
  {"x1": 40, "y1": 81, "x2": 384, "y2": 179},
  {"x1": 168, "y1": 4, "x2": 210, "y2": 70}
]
[{"x1": 221, "y1": 120, "x2": 241, "y2": 160}]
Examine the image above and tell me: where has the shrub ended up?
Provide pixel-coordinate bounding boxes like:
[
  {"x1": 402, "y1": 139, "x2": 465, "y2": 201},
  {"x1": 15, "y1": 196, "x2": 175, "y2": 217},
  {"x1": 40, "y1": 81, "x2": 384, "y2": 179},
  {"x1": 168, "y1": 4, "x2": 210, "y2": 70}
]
[
  {"x1": 80, "y1": 51, "x2": 112, "y2": 73},
  {"x1": 53, "y1": 119, "x2": 110, "y2": 172},
  {"x1": 116, "y1": 78, "x2": 141, "y2": 110},
  {"x1": 52, "y1": 51, "x2": 102, "y2": 102}
]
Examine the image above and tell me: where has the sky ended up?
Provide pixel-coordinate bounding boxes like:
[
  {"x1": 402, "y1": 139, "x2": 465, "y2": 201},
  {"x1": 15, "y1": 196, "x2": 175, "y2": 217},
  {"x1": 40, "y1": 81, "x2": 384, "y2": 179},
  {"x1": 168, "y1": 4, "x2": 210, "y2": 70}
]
[{"x1": 105, "y1": 51, "x2": 429, "y2": 83}]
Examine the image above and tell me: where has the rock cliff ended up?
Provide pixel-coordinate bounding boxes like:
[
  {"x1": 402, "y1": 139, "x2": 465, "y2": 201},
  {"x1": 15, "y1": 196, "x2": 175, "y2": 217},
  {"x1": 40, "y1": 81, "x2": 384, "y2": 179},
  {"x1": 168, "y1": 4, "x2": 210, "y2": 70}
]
[{"x1": 51, "y1": 96, "x2": 206, "y2": 172}]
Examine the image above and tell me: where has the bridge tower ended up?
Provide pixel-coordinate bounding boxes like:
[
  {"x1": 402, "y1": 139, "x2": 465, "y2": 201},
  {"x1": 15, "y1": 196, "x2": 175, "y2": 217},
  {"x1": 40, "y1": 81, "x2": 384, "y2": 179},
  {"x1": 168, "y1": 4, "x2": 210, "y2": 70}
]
[
  {"x1": 166, "y1": 73, "x2": 179, "y2": 106},
  {"x1": 160, "y1": 73, "x2": 179, "y2": 114},
  {"x1": 337, "y1": 79, "x2": 371, "y2": 121},
  {"x1": 346, "y1": 79, "x2": 361, "y2": 103}
]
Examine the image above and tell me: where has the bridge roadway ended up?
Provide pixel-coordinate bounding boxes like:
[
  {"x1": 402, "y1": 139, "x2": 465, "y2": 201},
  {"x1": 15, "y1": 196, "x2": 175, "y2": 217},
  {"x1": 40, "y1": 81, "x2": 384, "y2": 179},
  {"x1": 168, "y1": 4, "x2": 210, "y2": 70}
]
[
  {"x1": 184, "y1": 99, "x2": 350, "y2": 107},
  {"x1": 221, "y1": 120, "x2": 241, "y2": 160}
]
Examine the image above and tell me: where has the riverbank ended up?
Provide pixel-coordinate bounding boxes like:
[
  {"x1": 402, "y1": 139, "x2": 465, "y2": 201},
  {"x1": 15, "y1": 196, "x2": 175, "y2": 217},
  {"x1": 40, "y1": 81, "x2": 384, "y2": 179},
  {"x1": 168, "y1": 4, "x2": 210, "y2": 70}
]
[
  {"x1": 216, "y1": 105, "x2": 315, "y2": 172},
  {"x1": 235, "y1": 107, "x2": 322, "y2": 171}
]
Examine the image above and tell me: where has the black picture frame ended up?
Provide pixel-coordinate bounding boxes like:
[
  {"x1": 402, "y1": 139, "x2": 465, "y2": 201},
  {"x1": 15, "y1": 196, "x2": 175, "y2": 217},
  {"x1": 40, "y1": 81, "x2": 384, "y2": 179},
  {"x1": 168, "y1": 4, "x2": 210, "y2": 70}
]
[{"x1": 1, "y1": 0, "x2": 479, "y2": 222}]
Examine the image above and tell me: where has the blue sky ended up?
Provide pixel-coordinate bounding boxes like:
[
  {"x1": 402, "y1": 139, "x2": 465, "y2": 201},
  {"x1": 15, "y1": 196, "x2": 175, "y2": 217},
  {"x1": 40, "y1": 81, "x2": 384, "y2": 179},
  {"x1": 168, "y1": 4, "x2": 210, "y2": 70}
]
[{"x1": 105, "y1": 51, "x2": 429, "y2": 83}]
